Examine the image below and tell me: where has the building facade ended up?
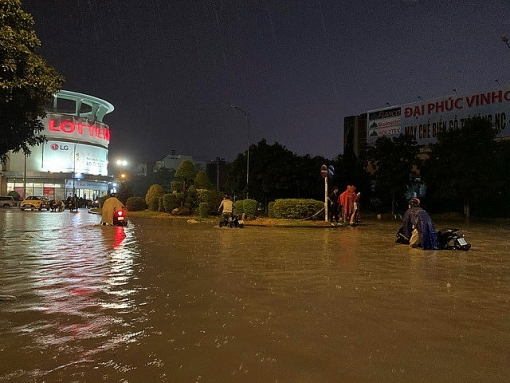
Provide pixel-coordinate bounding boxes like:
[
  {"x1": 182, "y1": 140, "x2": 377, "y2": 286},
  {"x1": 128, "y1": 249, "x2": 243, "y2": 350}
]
[{"x1": 0, "y1": 90, "x2": 114, "y2": 201}]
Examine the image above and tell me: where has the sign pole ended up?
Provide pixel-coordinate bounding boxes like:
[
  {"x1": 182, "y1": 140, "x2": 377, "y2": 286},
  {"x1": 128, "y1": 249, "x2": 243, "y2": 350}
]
[
  {"x1": 320, "y1": 164, "x2": 329, "y2": 222},
  {"x1": 324, "y1": 175, "x2": 328, "y2": 222}
]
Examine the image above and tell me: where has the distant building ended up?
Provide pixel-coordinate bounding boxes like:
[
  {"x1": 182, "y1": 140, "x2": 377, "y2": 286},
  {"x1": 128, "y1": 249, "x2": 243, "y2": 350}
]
[
  {"x1": 343, "y1": 114, "x2": 367, "y2": 158},
  {"x1": 135, "y1": 163, "x2": 148, "y2": 177},
  {"x1": 142, "y1": 150, "x2": 207, "y2": 174},
  {"x1": 0, "y1": 90, "x2": 114, "y2": 200},
  {"x1": 154, "y1": 151, "x2": 194, "y2": 172},
  {"x1": 345, "y1": 84, "x2": 510, "y2": 155}
]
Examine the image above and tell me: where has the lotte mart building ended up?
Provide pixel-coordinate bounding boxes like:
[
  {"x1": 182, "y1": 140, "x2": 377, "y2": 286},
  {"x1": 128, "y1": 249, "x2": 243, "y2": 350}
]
[{"x1": 0, "y1": 90, "x2": 114, "y2": 201}]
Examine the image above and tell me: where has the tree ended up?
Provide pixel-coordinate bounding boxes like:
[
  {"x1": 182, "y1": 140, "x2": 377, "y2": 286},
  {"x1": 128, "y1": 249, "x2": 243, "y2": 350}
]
[
  {"x1": 175, "y1": 160, "x2": 196, "y2": 191},
  {"x1": 421, "y1": 117, "x2": 503, "y2": 218},
  {"x1": 194, "y1": 170, "x2": 213, "y2": 190},
  {"x1": 0, "y1": 0, "x2": 64, "y2": 163},
  {"x1": 364, "y1": 134, "x2": 420, "y2": 216},
  {"x1": 227, "y1": 139, "x2": 351, "y2": 208},
  {"x1": 329, "y1": 150, "x2": 371, "y2": 204}
]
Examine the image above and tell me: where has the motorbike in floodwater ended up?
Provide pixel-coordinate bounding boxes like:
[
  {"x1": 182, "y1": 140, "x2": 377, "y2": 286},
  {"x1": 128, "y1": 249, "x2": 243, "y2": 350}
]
[
  {"x1": 436, "y1": 228, "x2": 471, "y2": 250},
  {"x1": 396, "y1": 226, "x2": 471, "y2": 250},
  {"x1": 219, "y1": 213, "x2": 244, "y2": 228},
  {"x1": 113, "y1": 208, "x2": 128, "y2": 226}
]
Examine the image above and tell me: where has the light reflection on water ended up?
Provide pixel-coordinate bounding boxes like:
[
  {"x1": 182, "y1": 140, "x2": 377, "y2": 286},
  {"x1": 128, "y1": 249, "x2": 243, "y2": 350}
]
[
  {"x1": 0, "y1": 209, "x2": 142, "y2": 382},
  {"x1": 1, "y1": 210, "x2": 510, "y2": 382}
]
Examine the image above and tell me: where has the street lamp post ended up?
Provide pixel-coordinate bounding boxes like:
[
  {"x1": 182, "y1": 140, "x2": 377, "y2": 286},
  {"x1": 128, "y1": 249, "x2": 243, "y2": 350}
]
[
  {"x1": 216, "y1": 157, "x2": 224, "y2": 191},
  {"x1": 115, "y1": 159, "x2": 129, "y2": 180},
  {"x1": 111, "y1": 158, "x2": 129, "y2": 194},
  {"x1": 231, "y1": 104, "x2": 250, "y2": 199}
]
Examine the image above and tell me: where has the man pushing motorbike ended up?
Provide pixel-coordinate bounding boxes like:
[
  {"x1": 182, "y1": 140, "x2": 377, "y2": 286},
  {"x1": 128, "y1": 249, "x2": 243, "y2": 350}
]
[
  {"x1": 101, "y1": 193, "x2": 125, "y2": 226},
  {"x1": 401, "y1": 198, "x2": 439, "y2": 250}
]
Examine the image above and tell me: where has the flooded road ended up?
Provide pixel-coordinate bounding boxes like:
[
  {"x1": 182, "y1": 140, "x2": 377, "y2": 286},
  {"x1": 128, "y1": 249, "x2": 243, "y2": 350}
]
[{"x1": 1, "y1": 209, "x2": 509, "y2": 382}]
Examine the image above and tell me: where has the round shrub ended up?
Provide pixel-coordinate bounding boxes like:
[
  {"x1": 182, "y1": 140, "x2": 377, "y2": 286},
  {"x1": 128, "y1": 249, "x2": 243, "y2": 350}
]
[
  {"x1": 126, "y1": 197, "x2": 147, "y2": 211},
  {"x1": 243, "y1": 199, "x2": 258, "y2": 217},
  {"x1": 145, "y1": 184, "x2": 164, "y2": 211}
]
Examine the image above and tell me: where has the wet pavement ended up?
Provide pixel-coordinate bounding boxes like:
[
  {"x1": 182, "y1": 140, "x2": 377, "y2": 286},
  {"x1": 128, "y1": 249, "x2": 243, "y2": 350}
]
[{"x1": 0, "y1": 208, "x2": 509, "y2": 382}]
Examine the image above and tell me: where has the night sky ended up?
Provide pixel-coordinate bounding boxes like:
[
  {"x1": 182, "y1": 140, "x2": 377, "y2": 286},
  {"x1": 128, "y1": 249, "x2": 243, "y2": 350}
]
[{"x1": 22, "y1": 0, "x2": 510, "y2": 164}]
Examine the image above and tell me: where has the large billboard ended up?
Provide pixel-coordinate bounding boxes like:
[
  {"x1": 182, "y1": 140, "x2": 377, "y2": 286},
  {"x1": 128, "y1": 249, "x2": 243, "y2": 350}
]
[
  {"x1": 41, "y1": 141, "x2": 108, "y2": 176},
  {"x1": 367, "y1": 107, "x2": 401, "y2": 143},
  {"x1": 367, "y1": 86, "x2": 510, "y2": 145}
]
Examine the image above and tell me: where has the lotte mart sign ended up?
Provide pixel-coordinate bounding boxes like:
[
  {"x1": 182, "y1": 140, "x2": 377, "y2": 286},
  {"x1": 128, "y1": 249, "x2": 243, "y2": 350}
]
[
  {"x1": 44, "y1": 114, "x2": 110, "y2": 147},
  {"x1": 367, "y1": 86, "x2": 510, "y2": 145}
]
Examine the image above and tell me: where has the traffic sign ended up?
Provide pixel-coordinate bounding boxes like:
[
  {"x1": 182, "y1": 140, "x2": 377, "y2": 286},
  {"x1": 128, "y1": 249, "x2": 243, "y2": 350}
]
[
  {"x1": 328, "y1": 165, "x2": 335, "y2": 178},
  {"x1": 320, "y1": 164, "x2": 328, "y2": 178}
]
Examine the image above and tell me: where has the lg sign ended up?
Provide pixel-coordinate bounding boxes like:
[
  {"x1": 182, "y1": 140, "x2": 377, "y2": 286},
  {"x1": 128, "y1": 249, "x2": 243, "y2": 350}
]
[
  {"x1": 50, "y1": 143, "x2": 69, "y2": 150},
  {"x1": 47, "y1": 119, "x2": 110, "y2": 144}
]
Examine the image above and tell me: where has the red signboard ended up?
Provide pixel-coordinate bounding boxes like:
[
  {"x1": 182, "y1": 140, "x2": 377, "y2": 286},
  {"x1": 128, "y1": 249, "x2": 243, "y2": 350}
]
[{"x1": 320, "y1": 164, "x2": 328, "y2": 178}]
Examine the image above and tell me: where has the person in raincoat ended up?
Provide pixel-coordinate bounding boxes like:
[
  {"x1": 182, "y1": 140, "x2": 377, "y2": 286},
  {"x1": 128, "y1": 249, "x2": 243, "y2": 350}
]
[
  {"x1": 401, "y1": 198, "x2": 439, "y2": 250},
  {"x1": 100, "y1": 193, "x2": 125, "y2": 225},
  {"x1": 339, "y1": 185, "x2": 357, "y2": 223},
  {"x1": 338, "y1": 185, "x2": 351, "y2": 222}
]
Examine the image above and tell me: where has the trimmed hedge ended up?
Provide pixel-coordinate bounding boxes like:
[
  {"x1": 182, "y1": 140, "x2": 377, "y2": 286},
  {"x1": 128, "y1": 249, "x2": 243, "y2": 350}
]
[
  {"x1": 271, "y1": 199, "x2": 324, "y2": 219},
  {"x1": 268, "y1": 201, "x2": 276, "y2": 218},
  {"x1": 232, "y1": 198, "x2": 258, "y2": 217},
  {"x1": 162, "y1": 193, "x2": 179, "y2": 213},
  {"x1": 243, "y1": 199, "x2": 258, "y2": 217},
  {"x1": 234, "y1": 200, "x2": 244, "y2": 215}
]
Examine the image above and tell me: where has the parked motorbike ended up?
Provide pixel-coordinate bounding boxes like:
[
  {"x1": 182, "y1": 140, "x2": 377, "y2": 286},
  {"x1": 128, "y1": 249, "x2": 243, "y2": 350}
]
[
  {"x1": 66, "y1": 198, "x2": 78, "y2": 212},
  {"x1": 395, "y1": 226, "x2": 410, "y2": 245},
  {"x1": 219, "y1": 213, "x2": 244, "y2": 228},
  {"x1": 436, "y1": 228, "x2": 471, "y2": 250},
  {"x1": 113, "y1": 208, "x2": 128, "y2": 226},
  {"x1": 395, "y1": 226, "x2": 471, "y2": 250}
]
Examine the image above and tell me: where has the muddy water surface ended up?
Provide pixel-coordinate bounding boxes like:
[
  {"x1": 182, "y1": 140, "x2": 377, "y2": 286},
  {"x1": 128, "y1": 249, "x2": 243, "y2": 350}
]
[{"x1": 0, "y1": 209, "x2": 509, "y2": 382}]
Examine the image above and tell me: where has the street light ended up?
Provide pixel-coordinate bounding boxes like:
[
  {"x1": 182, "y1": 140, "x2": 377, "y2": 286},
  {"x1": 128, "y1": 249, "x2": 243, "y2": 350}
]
[
  {"x1": 114, "y1": 158, "x2": 129, "y2": 180},
  {"x1": 231, "y1": 104, "x2": 250, "y2": 199}
]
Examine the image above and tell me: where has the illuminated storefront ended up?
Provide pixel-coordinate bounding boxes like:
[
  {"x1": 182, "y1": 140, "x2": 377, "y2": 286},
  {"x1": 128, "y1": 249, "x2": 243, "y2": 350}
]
[{"x1": 0, "y1": 90, "x2": 114, "y2": 201}]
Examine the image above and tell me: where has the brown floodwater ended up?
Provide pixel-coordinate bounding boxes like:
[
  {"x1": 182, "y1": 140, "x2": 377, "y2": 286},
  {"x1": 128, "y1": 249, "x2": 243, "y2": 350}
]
[{"x1": 0, "y1": 209, "x2": 509, "y2": 382}]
